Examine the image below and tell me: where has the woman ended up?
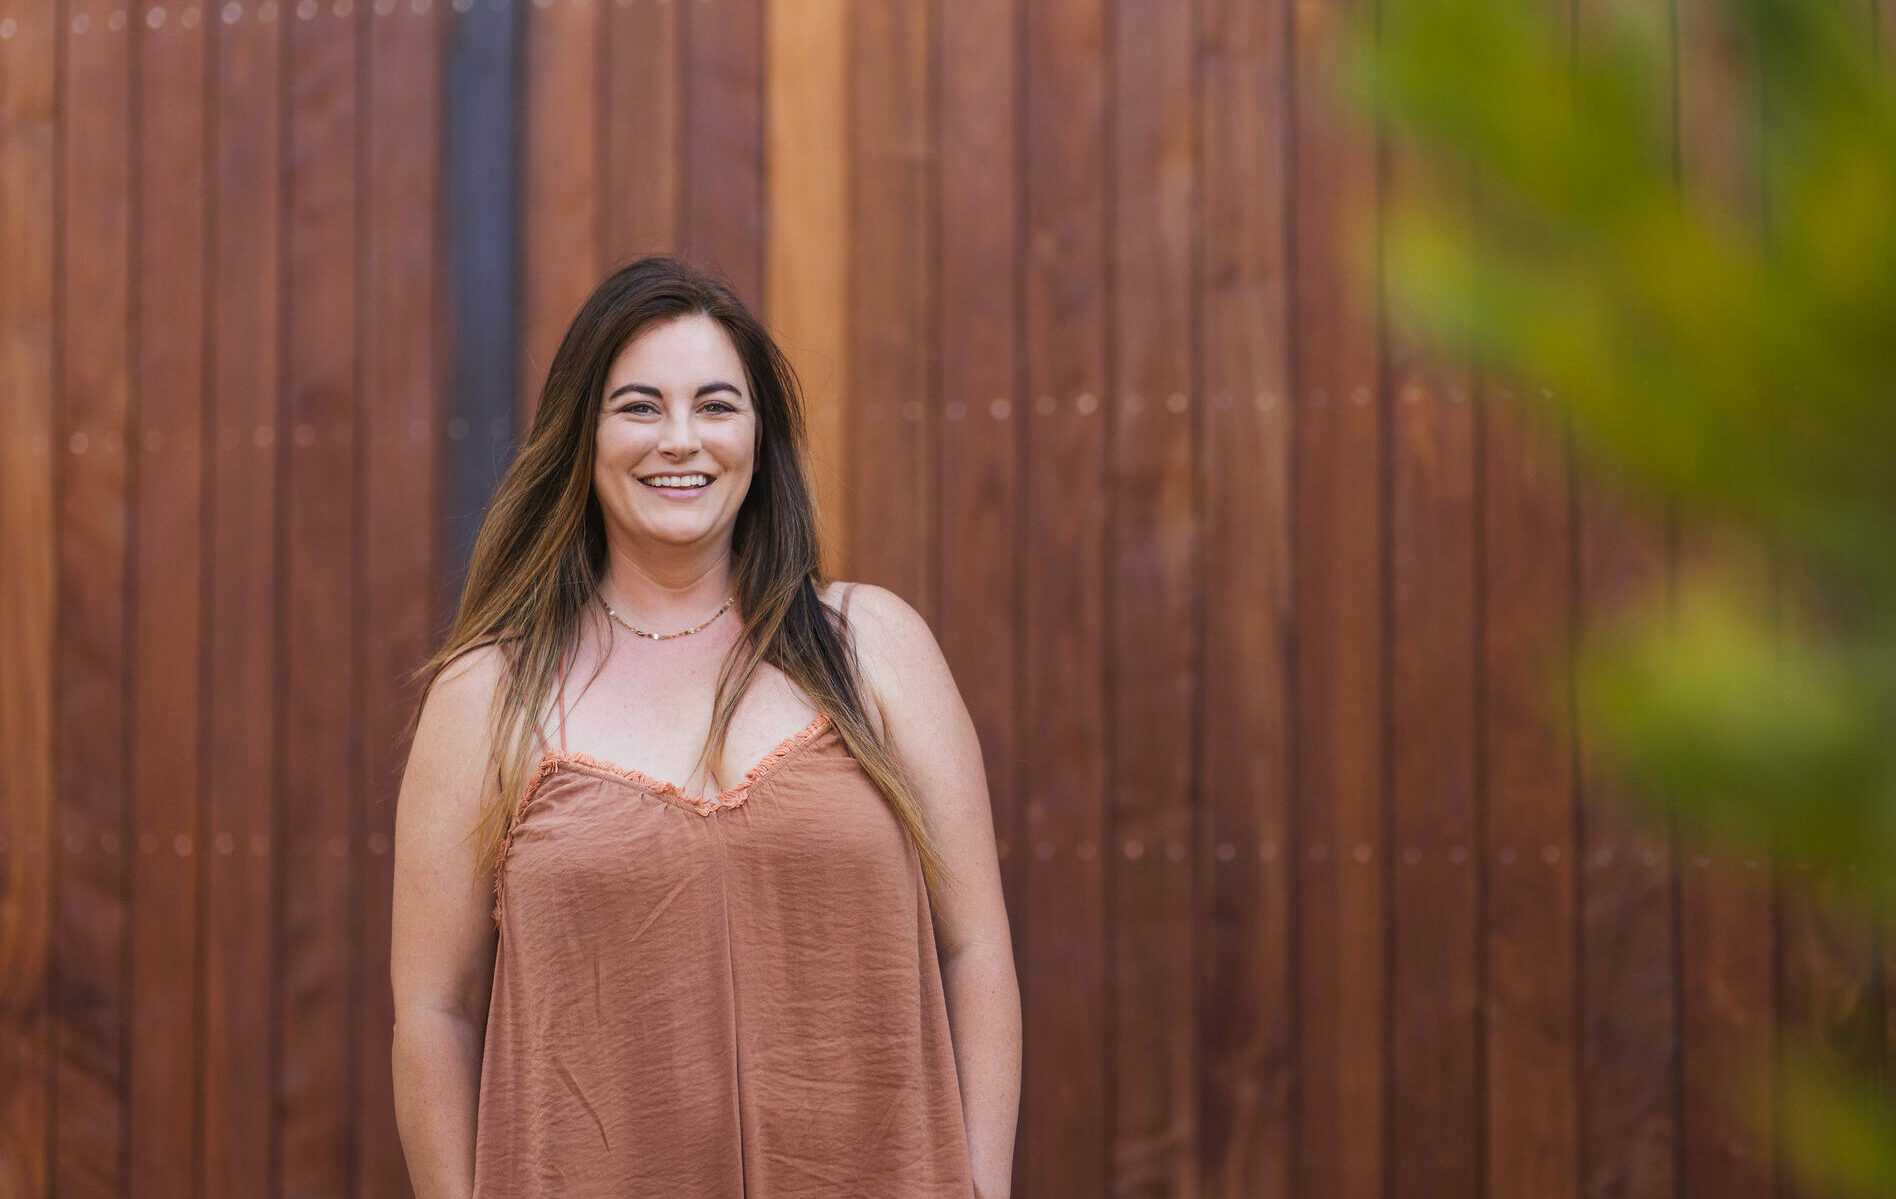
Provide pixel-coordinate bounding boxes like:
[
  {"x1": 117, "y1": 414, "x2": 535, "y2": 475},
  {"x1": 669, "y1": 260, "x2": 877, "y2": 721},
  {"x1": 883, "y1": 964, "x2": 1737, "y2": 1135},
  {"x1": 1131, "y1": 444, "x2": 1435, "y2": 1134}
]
[{"x1": 389, "y1": 255, "x2": 1020, "y2": 1197}]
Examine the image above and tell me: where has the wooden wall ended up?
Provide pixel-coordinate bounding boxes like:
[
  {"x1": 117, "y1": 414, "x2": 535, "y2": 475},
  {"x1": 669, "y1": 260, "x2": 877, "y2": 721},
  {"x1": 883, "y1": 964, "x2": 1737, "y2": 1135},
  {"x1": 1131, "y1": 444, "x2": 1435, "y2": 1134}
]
[{"x1": 3, "y1": 1, "x2": 1892, "y2": 1196}]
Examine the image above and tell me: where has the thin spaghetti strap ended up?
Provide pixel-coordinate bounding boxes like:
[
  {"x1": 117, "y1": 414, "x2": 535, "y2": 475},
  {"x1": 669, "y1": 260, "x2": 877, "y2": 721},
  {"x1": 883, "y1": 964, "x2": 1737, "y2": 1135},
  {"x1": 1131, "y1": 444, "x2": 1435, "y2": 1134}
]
[{"x1": 554, "y1": 642, "x2": 570, "y2": 754}]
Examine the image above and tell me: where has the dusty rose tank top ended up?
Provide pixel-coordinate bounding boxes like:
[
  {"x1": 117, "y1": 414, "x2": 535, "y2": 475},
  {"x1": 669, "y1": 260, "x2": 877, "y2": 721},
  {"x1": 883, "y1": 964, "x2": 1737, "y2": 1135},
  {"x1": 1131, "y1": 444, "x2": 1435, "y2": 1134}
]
[{"x1": 472, "y1": 640, "x2": 975, "y2": 1196}]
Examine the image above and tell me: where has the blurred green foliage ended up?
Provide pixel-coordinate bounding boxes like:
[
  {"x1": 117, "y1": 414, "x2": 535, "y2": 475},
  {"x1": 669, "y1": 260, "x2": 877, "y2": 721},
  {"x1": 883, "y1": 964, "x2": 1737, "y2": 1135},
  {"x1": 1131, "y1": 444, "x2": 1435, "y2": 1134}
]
[{"x1": 1342, "y1": 0, "x2": 1896, "y2": 1192}]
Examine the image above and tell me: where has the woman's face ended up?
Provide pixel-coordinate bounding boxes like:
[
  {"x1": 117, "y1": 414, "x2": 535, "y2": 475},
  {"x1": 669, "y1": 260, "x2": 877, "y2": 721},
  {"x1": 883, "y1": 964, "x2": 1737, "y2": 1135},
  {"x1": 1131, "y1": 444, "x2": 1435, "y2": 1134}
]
[{"x1": 593, "y1": 313, "x2": 758, "y2": 553}]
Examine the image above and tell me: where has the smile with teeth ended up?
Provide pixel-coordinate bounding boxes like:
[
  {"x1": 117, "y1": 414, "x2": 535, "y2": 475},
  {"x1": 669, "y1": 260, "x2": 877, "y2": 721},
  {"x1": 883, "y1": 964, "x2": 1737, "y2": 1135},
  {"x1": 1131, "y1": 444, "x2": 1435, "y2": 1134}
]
[{"x1": 640, "y1": 473, "x2": 712, "y2": 490}]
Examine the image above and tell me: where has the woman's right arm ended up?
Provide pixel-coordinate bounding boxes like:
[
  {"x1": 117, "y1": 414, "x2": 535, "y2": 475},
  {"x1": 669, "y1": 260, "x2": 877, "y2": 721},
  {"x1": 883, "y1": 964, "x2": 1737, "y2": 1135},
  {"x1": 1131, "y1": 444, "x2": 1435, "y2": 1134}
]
[{"x1": 390, "y1": 645, "x2": 507, "y2": 1199}]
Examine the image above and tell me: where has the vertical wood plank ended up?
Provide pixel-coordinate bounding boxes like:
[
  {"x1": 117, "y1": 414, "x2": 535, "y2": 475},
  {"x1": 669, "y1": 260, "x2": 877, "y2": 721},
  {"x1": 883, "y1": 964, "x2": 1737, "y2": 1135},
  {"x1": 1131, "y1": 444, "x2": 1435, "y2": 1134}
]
[
  {"x1": 762, "y1": 0, "x2": 845, "y2": 576},
  {"x1": 278, "y1": 0, "x2": 358, "y2": 1190},
  {"x1": 203, "y1": 2, "x2": 283, "y2": 1191},
  {"x1": 520, "y1": 0, "x2": 600, "y2": 424},
  {"x1": 1289, "y1": 0, "x2": 1386, "y2": 1192},
  {"x1": 1478, "y1": 10, "x2": 1582, "y2": 1199},
  {"x1": 846, "y1": 0, "x2": 935, "y2": 613},
  {"x1": 1667, "y1": 0, "x2": 1780, "y2": 1193},
  {"x1": 358, "y1": 0, "x2": 442, "y2": 1192},
  {"x1": 936, "y1": 4, "x2": 1026, "y2": 1189},
  {"x1": 55, "y1": 0, "x2": 135, "y2": 1189},
  {"x1": 1196, "y1": 1, "x2": 1296, "y2": 1194},
  {"x1": 130, "y1": 0, "x2": 208, "y2": 1188},
  {"x1": 1576, "y1": 465, "x2": 1679, "y2": 1199},
  {"x1": 681, "y1": 0, "x2": 763, "y2": 310},
  {"x1": 764, "y1": 0, "x2": 848, "y2": 575},
  {"x1": 605, "y1": 0, "x2": 680, "y2": 263},
  {"x1": 0, "y1": 0, "x2": 60, "y2": 1187},
  {"x1": 1107, "y1": 0, "x2": 1198, "y2": 1193},
  {"x1": 1385, "y1": 97, "x2": 1482, "y2": 1199},
  {"x1": 1021, "y1": 0, "x2": 1110, "y2": 1191},
  {"x1": 442, "y1": 0, "x2": 519, "y2": 609},
  {"x1": 1480, "y1": 379, "x2": 1580, "y2": 1199},
  {"x1": 1569, "y1": 16, "x2": 1685, "y2": 1199}
]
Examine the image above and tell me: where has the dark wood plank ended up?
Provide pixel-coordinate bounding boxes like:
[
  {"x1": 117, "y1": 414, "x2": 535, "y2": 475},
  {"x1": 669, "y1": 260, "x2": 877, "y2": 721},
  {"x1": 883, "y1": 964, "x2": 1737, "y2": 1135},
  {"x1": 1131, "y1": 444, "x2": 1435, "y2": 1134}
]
[
  {"x1": 1290, "y1": 0, "x2": 1386, "y2": 1192},
  {"x1": 1575, "y1": 462, "x2": 1678, "y2": 1199},
  {"x1": 1480, "y1": 384, "x2": 1580, "y2": 1199},
  {"x1": 358, "y1": 1, "x2": 443, "y2": 1192},
  {"x1": 443, "y1": 0, "x2": 520, "y2": 613},
  {"x1": 1476, "y1": 14, "x2": 1583, "y2": 1199},
  {"x1": 1385, "y1": 117, "x2": 1482, "y2": 1199},
  {"x1": 846, "y1": 0, "x2": 934, "y2": 612},
  {"x1": 54, "y1": 0, "x2": 135, "y2": 1190},
  {"x1": 203, "y1": 4, "x2": 285, "y2": 1192},
  {"x1": 605, "y1": 0, "x2": 680, "y2": 263},
  {"x1": 0, "y1": 0, "x2": 60, "y2": 1188},
  {"x1": 1667, "y1": 0, "x2": 1779, "y2": 1193},
  {"x1": 1107, "y1": 0, "x2": 1197, "y2": 1193},
  {"x1": 681, "y1": 0, "x2": 763, "y2": 309},
  {"x1": 520, "y1": 0, "x2": 600, "y2": 425},
  {"x1": 937, "y1": 3, "x2": 1025, "y2": 1193},
  {"x1": 1196, "y1": 0, "x2": 1297, "y2": 1193},
  {"x1": 1021, "y1": 0, "x2": 1110, "y2": 1191},
  {"x1": 279, "y1": 1, "x2": 359, "y2": 1191},
  {"x1": 131, "y1": 0, "x2": 210, "y2": 1189}
]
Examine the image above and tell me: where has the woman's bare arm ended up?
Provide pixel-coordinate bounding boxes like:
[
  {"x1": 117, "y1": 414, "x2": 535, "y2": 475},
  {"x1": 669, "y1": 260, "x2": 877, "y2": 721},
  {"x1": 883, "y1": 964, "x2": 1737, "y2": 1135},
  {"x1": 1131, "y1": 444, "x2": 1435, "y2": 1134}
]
[
  {"x1": 840, "y1": 582, "x2": 1023, "y2": 1199},
  {"x1": 390, "y1": 645, "x2": 508, "y2": 1199}
]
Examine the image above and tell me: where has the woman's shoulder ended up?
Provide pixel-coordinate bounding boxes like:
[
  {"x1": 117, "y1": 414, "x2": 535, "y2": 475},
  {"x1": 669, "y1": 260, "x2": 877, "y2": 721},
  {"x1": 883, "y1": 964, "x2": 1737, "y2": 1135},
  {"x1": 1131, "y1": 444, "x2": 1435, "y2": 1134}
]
[
  {"x1": 816, "y1": 579, "x2": 927, "y2": 644},
  {"x1": 815, "y1": 580, "x2": 946, "y2": 717}
]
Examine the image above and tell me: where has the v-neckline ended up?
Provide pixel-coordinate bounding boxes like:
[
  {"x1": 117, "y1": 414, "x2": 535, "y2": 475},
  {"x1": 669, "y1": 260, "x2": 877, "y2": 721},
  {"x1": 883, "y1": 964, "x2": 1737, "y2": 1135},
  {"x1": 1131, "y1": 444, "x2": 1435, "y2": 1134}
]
[{"x1": 540, "y1": 711, "x2": 832, "y2": 815}]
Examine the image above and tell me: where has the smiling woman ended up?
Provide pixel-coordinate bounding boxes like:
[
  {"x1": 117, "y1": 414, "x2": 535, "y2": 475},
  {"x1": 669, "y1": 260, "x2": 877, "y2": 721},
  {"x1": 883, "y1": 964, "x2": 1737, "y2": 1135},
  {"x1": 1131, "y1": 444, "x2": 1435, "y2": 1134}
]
[
  {"x1": 387, "y1": 255, "x2": 1019, "y2": 1198},
  {"x1": 598, "y1": 318, "x2": 752, "y2": 521}
]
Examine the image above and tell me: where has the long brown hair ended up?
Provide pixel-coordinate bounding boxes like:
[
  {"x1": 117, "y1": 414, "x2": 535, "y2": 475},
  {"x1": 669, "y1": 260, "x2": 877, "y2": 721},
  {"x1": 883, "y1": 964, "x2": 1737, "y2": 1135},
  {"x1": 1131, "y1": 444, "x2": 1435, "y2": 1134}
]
[{"x1": 399, "y1": 254, "x2": 951, "y2": 903}]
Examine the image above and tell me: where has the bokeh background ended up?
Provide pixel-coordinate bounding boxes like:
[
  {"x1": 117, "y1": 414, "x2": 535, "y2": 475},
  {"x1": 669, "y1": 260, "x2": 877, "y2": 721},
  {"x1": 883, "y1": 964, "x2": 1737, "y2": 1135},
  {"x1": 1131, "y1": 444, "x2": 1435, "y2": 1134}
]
[{"x1": 4, "y1": 0, "x2": 1894, "y2": 1196}]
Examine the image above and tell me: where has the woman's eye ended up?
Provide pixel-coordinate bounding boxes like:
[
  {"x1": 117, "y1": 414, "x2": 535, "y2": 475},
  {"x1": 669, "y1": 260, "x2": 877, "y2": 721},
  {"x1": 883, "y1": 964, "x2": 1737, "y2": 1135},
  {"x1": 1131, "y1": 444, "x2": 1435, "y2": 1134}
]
[{"x1": 618, "y1": 399, "x2": 739, "y2": 415}]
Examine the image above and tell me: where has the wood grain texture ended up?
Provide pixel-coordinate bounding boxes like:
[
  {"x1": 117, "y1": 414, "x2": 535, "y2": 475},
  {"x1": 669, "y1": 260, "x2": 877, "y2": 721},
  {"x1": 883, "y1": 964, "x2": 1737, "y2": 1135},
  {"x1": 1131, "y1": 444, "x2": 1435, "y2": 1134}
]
[
  {"x1": 935, "y1": 4, "x2": 1025, "y2": 1188},
  {"x1": 1385, "y1": 100, "x2": 1482, "y2": 1199},
  {"x1": 0, "y1": 0, "x2": 59, "y2": 1189},
  {"x1": 1480, "y1": 382, "x2": 1580, "y2": 1199},
  {"x1": 358, "y1": 2, "x2": 443, "y2": 1193},
  {"x1": 764, "y1": 0, "x2": 849, "y2": 575},
  {"x1": 279, "y1": 3, "x2": 359, "y2": 1192},
  {"x1": 1576, "y1": 463, "x2": 1679, "y2": 1199},
  {"x1": 131, "y1": 2, "x2": 209, "y2": 1191},
  {"x1": 606, "y1": 0, "x2": 681, "y2": 266},
  {"x1": 1108, "y1": 1, "x2": 1198, "y2": 1193},
  {"x1": 55, "y1": 3, "x2": 135, "y2": 1191},
  {"x1": 845, "y1": 0, "x2": 935, "y2": 613},
  {"x1": 1290, "y1": 0, "x2": 1387, "y2": 1194},
  {"x1": 520, "y1": 0, "x2": 602, "y2": 424},
  {"x1": 682, "y1": 0, "x2": 763, "y2": 310},
  {"x1": 1021, "y1": 0, "x2": 1111, "y2": 1192},
  {"x1": 203, "y1": 7, "x2": 285, "y2": 1193},
  {"x1": 1196, "y1": 0, "x2": 1297, "y2": 1194}
]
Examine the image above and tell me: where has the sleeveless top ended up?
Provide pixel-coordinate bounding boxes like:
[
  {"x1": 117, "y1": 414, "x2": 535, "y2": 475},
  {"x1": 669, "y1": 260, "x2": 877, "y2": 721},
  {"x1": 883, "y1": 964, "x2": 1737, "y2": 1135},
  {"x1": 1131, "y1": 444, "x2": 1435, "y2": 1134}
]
[{"x1": 472, "y1": 636, "x2": 976, "y2": 1196}]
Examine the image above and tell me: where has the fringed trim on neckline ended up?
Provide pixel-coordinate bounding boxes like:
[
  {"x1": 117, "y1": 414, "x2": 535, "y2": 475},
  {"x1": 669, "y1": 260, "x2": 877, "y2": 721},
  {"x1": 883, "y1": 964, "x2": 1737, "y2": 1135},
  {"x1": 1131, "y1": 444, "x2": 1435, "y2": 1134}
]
[{"x1": 539, "y1": 711, "x2": 832, "y2": 816}]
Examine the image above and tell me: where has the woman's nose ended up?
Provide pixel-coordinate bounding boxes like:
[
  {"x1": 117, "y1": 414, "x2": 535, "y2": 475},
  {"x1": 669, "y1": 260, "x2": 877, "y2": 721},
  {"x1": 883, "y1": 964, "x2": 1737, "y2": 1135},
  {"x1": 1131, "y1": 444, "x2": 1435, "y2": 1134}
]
[{"x1": 657, "y1": 410, "x2": 700, "y2": 453}]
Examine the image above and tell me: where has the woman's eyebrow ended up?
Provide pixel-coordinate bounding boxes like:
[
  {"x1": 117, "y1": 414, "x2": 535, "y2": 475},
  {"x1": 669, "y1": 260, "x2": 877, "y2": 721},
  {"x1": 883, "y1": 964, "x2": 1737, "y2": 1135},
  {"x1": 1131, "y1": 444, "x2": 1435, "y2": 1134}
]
[{"x1": 606, "y1": 381, "x2": 742, "y2": 401}]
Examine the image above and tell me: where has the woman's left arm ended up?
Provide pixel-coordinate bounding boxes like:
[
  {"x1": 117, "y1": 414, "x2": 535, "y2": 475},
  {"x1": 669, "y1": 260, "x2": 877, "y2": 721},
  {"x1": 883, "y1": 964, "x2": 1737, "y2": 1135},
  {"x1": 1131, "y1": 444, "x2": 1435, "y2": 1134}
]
[{"x1": 845, "y1": 583, "x2": 1022, "y2": 1199}]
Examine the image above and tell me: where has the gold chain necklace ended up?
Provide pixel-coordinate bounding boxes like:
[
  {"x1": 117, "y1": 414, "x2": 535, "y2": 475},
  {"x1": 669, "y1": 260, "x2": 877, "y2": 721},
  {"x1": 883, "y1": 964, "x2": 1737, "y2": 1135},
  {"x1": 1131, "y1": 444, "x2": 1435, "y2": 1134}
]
[{"x1": 599, "y1": 591, "x2": 735, "y2": 641}]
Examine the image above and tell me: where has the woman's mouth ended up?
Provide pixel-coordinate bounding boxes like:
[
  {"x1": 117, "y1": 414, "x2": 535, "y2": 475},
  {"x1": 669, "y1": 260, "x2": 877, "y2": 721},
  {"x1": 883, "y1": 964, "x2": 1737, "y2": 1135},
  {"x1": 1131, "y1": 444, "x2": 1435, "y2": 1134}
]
[{"x1": 639, "y1": 472, "x2": 713, "y2": 498}]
